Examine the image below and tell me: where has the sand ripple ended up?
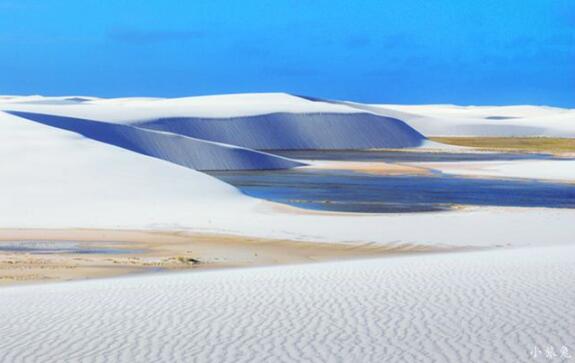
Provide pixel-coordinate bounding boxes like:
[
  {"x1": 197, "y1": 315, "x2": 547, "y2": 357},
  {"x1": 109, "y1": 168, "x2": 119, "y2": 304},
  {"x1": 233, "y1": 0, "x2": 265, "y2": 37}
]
[{"x1": 0, "y1": 245, "x2": 574, "y2": 362}]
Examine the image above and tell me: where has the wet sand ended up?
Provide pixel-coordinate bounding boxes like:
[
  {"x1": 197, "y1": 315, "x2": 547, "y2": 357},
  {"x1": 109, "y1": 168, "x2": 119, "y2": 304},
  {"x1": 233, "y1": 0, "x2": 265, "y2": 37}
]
[
  {"x1": 304, "y1": 160, "x2": 430, "y2": 176},
  {"x1": 0, "y1": 229, "x2": 464, "y2": 286}
]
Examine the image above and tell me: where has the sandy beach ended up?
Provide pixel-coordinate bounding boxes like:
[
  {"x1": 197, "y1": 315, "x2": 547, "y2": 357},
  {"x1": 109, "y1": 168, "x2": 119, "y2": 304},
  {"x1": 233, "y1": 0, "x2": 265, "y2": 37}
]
[
  {"x1": 304, "y1": 160, "x2": 430, "y2": 176},
  {"x1": 0, "y1": 229, "x2": 463, "y2": 286}
]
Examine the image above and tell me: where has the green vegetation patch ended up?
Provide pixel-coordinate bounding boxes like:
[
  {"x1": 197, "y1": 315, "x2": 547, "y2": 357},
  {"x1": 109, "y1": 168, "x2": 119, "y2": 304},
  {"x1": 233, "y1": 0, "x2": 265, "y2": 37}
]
[{"x1": 431, "y1": 137, "x2": 575, "y2": 154}]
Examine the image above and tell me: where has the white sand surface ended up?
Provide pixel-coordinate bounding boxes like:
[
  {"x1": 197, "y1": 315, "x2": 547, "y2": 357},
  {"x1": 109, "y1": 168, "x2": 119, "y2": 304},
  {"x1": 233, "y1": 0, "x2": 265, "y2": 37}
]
[
  {"x1": 370, "y1": 104, "x2": 575, "y2": 137},
  {"x1": 3, "y1": 94, "x2": 573, "y2": 140},
  {"x1": 3, "y1": 94, "x2": 425, "y2": 151},
  {"x1": 1, "y1": 244, "x2": 573, "y2": 362},
  {"x1": 1, "y1": 107, "x2": 575, "y2": 247},
  {"x1": 1, "y1": 94, "x2": 575, "y2": 362},
  {"x1": 0, "y1": 93, "x2": 357, "y2": 119},
  {"x1": 5, "y1": 110, "x2": 303, "y2": 171},
  {"x1": 0, "y1": 111, "x2": 260, "y2": 228},
  {"x1": 418, "y1": 159, "x2": 575, "y2": 182}
]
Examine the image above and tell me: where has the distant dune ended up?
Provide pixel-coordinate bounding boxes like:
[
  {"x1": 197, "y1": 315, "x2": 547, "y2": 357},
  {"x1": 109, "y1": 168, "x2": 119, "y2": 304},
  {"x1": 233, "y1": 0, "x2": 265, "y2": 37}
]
[
  {"x1": 2, "y1": 93, "x2": 430, "y2": 171},
  {"x1": 5, "y1": 93, "x2": 574, "y2": 152},
  {"x1": 367, "y1": 103, "x2": 575, "y2": 137},
  {"x1": 134, "y1": 112, "x2": 425, "y2": 150}
]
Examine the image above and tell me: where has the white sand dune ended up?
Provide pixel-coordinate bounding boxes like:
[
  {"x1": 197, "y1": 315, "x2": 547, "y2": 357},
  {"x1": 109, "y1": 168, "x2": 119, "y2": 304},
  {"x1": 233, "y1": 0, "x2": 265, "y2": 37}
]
[
  {"x1": 6, "y1": 111, "x2": 303, "y2": 171},
  {"x1": 133, "y1": 111, "x2": 425, "y2": 150},
  {"x1": 0, "y1": 111, "x2": 261, "y2": 229},
  {"x1": 1, "y1": 244, "x2": 574, "y2": 362},
  {"x1": 2, "y1": 111, "x2": 574, "y2": 246},
  {"x1": 2, "y1": 93, "x2": 427, "y2": 150},
  {"x1": 2, "y1": 94, "x2": 575, "y2": 362},
  {"x1": 1, "y1": 101, "x2": 575, "y2": 247},
  {"x1": 369, "y1": 104, "x2": 575, "y2": 137},
  {"x1": 418, "y1": 159, "x2": 575, "y2": 182},
  {"x1": 4, "y1": 93, "x2": 573, "y2": 150},
  {"x1": 0, "y1": 93, "x2": 359, "y2": 119}
]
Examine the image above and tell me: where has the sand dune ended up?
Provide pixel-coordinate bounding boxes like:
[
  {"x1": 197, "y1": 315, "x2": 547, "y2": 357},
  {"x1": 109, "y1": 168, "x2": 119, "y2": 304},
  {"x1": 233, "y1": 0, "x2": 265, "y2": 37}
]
[
  {"x1": 0, "y1": 111, "x2": 261, "y2": 229},
  {"x1": 418, "y1": 159, "x2": 575, "y2": 182},
  {"x1": 2, "y1": 93, "x2": 575, "y2": 362},
  {"x1": 1, "y1": 245, "x2": 573, "y2": 362},
  {"x1": 7, "y1": 111, "x2": 303, "y2": 171},
  {"x1": 1, "y1": 108, "x2": 574, "y2": 247},
  {"x1": 2, "y1": 94, "x2": 427, "y2": 151},
  {"x1": 4, "y1": 93, "x2": 572, "y2": 140},
  {"x1": 134, "y1": 112, "x2": 425, "y2": 150},
  {"x1": 370, "y1": 104, "x2": 575, "y2": 137},
  {"x1": 0, "y1": 93, "x2": 361, "y2": 119}
]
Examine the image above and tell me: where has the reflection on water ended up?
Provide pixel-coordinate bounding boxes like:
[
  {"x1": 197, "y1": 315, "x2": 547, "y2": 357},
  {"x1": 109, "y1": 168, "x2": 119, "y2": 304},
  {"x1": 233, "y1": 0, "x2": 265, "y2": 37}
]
[
  {"x1": 272, "y1": 150, "x2": 567, "y2": 162},
  {"x1": 0, "y1": 241, "x2": 141, "y2": 254},
  {"x1": 208, "y1": 168, "x2": 575, "y2": 213}
]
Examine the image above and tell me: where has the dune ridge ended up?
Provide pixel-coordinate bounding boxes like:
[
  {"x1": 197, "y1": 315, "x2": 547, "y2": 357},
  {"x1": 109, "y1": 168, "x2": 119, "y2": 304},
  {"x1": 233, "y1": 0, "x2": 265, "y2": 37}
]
[
  {"x1": 134, "y1": 112, "x2": 426, "y2": 150},
  {"x1": 7, "y1": 111, "x2": 304, "y2": 171},
  {"x1": 370, "y1": 104, "x2": 575, "y2": 137}
]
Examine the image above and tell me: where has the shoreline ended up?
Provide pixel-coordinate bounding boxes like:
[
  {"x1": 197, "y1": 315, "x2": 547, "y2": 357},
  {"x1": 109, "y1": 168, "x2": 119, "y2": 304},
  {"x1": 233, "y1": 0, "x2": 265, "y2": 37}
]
[
  {"x1": 303, "y1": 160, "x2": 431, "y2": 176},
  {"x1": 0, "y1": 228, "x2": 468, "y2": 286}
]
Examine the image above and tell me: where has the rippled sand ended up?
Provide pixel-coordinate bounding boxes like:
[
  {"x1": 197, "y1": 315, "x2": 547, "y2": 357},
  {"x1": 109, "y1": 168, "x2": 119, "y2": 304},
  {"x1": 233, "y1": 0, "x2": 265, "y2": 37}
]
[{"x1": 1, "y1": 244, "x2": 573, "y2": 362}]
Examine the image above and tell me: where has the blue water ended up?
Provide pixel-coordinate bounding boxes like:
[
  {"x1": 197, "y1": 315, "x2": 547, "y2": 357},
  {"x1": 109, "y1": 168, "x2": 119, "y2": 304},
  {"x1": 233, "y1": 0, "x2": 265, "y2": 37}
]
[
  {"x1": 272, "y1": 150, "x2": 567, "y2": 162},
  {"x1": 0, "y1": 241, "x2": 141, "y2": 254},
  {"x1": 209, "y1": 169, "x2": 575, "y2": 213}
]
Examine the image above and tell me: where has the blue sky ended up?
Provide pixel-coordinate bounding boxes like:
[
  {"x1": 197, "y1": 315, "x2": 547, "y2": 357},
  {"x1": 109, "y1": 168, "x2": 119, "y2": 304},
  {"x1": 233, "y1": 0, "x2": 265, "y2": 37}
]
[{"x1": 0, "y1": 0, "x2": 573, "y2": 106}]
